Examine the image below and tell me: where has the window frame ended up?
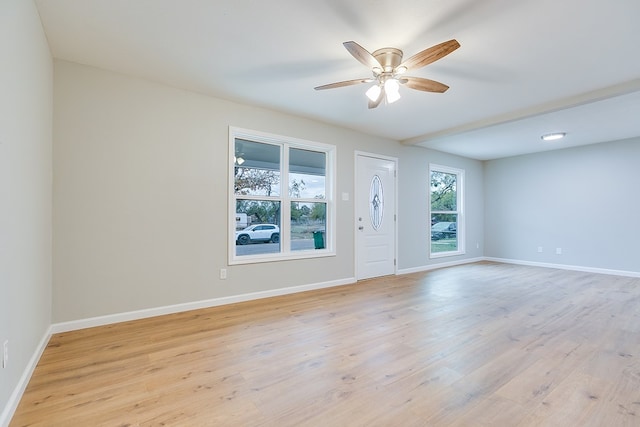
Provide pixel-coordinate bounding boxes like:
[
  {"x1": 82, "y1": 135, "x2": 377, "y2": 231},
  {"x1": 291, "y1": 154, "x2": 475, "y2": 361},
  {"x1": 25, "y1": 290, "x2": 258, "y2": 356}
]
[
  {"x1": 429, "y1": 163, "x2": 465, "y2": 258},
  {"x1": 228, "y1": 127, "x2": 336, "y2": 265}
]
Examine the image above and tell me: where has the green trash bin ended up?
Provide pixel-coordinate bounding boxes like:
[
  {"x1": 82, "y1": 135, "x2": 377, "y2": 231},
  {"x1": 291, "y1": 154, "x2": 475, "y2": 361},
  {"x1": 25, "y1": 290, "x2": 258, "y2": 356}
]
[{"x1": 312, "y1": 230, "x2": 325, "y2": 249}]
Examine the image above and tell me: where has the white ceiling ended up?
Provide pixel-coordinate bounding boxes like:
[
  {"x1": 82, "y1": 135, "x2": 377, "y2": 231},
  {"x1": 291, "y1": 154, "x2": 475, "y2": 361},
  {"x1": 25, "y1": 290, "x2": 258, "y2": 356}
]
[{"x1": 35, "y1": 0, "x2": 640, "y2": 160}]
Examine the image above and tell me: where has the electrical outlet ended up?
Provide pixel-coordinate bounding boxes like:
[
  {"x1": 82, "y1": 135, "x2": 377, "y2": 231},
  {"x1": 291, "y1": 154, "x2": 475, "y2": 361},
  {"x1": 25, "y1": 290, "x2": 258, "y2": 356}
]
[
  {"x1": 220, "y1": 268, "x2": 227, "y2": 280},
  {"x1": 2, "y1": 340, "x2": 8, "y2": 368},
  {"x1": 556, "y1": 248, "x2": 562, "y2": 255},
  {"x1": 537, "y1": 246, "x2": 543, "y2": 253}
]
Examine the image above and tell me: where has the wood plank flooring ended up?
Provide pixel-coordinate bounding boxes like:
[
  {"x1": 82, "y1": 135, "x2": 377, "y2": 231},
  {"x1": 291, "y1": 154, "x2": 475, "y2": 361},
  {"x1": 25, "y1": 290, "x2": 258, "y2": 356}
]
[{"x1": 10, "y1": 262, "x2": 640, "y2": 426}]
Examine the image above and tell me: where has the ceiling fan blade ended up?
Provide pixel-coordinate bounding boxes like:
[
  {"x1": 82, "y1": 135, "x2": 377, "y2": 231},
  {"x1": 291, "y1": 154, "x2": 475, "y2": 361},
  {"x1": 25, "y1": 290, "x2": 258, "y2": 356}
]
[
  {"x1": 314, "y1": 78, "x2": 371, "y2": 90},
  {"x1": 397, "y1": 39, "x2": 460, "y2": 72},
  {"x1": 368, "y1": 87, "x2": 385, "y2": 109},
  {"x1": 343, "y1": 41, "x2": 382, "y2": 69},
  {"x1": 401, "y1": 76, "x2": 450, "y2": 93}
]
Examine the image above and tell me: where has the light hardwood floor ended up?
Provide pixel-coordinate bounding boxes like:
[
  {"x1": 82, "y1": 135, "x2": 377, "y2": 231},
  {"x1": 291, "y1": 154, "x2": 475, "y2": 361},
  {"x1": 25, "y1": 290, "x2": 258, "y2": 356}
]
[{"x1": 10, "y1": 262, "x2": 640, "y2": 426}]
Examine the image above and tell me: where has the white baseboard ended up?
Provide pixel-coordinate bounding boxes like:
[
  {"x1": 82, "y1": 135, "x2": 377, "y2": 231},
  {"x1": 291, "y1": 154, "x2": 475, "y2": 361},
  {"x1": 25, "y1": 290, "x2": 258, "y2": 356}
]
[
  {"x1": 484, "y1": 257, "x2": 640, "y2": 278},
  {"x1": 0, "y1": 326, "x2": 52, "y2": 427},
  {"x1": 397, "y1": 257, "x2": 485, "y2": 275},
  {"x1": 51, "y1": 277, "x2": 356, "y2": 334},
  {"x1": 397, "y1": 256, "x2": 640, "y2": 278}
]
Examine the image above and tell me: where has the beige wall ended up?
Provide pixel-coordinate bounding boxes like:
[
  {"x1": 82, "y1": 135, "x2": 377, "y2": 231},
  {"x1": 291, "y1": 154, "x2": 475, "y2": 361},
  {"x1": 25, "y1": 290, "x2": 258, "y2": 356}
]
[
  {"x1": 53, "y1": 60, "x2": 389, "y2": 322},
  {"x1": 52, "y1": 60, "x2": 485, "y2": 323},
  {"x1": 0, "y1": 0, "x2": 52, "y2": 422}
]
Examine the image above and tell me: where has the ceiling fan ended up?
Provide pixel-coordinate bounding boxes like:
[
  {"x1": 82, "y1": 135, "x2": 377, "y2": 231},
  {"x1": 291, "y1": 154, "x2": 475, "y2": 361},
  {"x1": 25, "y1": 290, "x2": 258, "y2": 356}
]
[{"x1": 315, "y1": 39, "x2": 460, "y2": 109}]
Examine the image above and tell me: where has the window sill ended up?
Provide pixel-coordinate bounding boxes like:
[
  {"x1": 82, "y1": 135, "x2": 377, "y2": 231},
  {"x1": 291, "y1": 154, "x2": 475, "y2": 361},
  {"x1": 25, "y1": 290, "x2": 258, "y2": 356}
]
[
  {"x1": 229, "y1": 248, "x2": 336, "y2": 265},
  {"x1": 429, "y1": 250, "x2": 466, "y2": 259}
]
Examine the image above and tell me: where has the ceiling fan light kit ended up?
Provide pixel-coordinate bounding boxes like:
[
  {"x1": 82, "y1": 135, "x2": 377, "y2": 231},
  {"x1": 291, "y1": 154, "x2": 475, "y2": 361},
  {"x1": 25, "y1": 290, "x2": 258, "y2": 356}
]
[
  {"x1": 365, "y1": 84, "x2": 382, "y2": 102},
  {"x1": 384, "y1": 78, "x2": 401, "y2": 103},
  {"x1": 315, "y1": 39, "x2": 460, "y2": 109}
]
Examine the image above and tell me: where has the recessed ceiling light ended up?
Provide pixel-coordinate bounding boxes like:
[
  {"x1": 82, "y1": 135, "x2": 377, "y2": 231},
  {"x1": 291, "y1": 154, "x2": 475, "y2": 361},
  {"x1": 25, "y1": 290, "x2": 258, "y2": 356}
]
[{"x1": 541, "y1": 132, "x2": 566, "y2": 141}]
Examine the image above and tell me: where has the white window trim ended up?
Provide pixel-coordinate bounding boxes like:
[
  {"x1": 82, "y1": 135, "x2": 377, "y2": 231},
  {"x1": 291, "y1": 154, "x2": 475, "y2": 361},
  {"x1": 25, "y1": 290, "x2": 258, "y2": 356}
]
[
  {"x1": 228, "y1": 127, "x2": 336, "y2": 265},
  {"x1": 429, "y1": 163, "x2": 465, "y2": 259}
]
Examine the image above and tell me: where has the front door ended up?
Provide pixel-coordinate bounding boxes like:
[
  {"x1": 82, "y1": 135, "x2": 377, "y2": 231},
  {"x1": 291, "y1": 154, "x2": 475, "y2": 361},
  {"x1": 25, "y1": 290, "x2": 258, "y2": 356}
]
[{"x1": 356, "y1": 153, "x2": 396, "y2": 280}]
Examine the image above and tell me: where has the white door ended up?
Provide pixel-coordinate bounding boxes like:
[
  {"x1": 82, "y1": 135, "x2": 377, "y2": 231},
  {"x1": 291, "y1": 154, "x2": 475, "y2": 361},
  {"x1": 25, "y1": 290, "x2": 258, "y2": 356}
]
[{"x1": 356, "y1": 154, "x2": 396, "y2": 280}]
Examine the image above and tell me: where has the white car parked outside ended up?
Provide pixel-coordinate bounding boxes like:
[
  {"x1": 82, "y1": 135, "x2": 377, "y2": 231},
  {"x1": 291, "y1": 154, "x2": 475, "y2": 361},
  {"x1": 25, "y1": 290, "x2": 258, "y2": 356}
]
[{"x1": 235, "y1": 224, "x2": 280, "y2": 245}]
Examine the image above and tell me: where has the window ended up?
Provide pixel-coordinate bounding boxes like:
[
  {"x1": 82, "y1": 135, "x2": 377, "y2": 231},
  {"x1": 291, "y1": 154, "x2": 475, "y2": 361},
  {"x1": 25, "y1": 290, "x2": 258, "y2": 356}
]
[
  {"x1": 229, "y1": 127, "x2": 335, "y2": 264},
  {"x1": 429, "y1": 164, "x2": 464, "y2": 257}
]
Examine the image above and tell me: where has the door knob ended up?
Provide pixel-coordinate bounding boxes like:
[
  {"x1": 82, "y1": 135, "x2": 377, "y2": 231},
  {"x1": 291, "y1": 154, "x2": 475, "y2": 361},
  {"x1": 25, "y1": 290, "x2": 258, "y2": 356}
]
[{"x1": 358, "y1": 226, "x2": 364, "y2": 230}]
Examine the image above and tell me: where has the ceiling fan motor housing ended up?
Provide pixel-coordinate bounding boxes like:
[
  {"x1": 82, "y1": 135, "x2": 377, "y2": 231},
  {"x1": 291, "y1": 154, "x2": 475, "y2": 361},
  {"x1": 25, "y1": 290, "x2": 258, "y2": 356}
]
[{"x1": 372, "y1": 47, "x2": 403, "y2": 73}]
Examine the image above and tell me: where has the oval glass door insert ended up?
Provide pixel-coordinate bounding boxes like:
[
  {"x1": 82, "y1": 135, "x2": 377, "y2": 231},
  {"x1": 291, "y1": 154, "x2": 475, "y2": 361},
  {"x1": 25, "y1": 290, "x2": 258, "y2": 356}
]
[{"x1": 369, "y1": 175, "x2": 384, "y2": 230}]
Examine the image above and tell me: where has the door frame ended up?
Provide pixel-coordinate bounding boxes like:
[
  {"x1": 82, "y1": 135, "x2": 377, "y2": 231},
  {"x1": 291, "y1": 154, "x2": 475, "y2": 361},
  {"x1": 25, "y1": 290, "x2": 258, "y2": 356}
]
[{"x1": 354, "y1": 151, "x2": 398, "y2": 280}]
